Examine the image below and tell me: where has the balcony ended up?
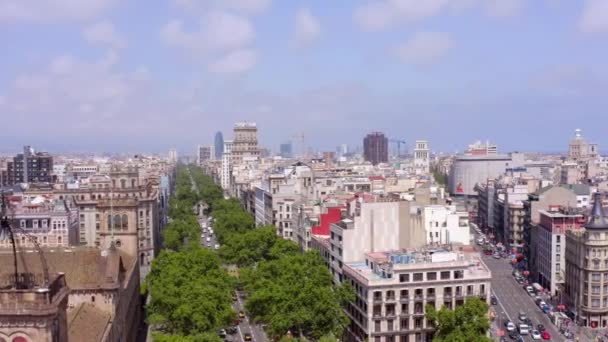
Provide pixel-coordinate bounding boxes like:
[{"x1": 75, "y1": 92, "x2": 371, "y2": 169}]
[
  {"x1": 414, "y1": 295, "x2": 424, "y2": 302},
  {"x1": 386, "y1": 296, "x2": 396, "y2": 303},
  {"x1": 373, "y1": 311, "x2": 382, "y2": 318},
  {"x1": 373, "y1": 297, "x2": 383, "y2": 303},
  {"x1": 386, "y1": 311, "x2": 397, "y2": 318}
]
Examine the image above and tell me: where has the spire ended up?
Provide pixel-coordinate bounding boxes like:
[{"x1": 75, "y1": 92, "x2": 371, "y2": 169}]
[{"x1": 587, "y1": 193, "x2": 608, "y2": 230}]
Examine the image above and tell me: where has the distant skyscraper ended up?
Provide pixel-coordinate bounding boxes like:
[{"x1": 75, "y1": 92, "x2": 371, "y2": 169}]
[
  {"x1": 214, "y1": 131, "x2": 224, "y2": 159},
  {"x1": 280, "y1": 142, "x2": 293, "y2": 158},
  {"x1": 168, "y1": 149, "x2": 178, "y2": 164},
  {"x1": 340, "y1": 144, "x2": 348, "y2": 156},
  {"x1": 363, "y1": 132, "x2": 388, "y2": 165}
]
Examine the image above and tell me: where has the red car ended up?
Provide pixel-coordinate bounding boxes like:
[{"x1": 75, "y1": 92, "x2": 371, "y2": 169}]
[{"x1": 542, "y1": 331, "x2": 551, "y2": 340}]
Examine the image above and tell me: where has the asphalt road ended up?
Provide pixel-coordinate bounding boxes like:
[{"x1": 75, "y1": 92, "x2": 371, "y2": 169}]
[
  {"x1": 483, "y1": 254, "x2": 564, "y2": 341},
  {"x1": 470, "y1": 224, "x2": 565, "y2": 341}
]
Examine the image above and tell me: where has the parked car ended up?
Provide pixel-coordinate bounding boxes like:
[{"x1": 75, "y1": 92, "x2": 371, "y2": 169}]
[
  {"x1": 508, "y1": 331, "x2": 519, "y2": 340},
  {"x1": 244, "y1": 333, "x2": 252, "y2": 341},
  {"x1": 218, "y1": 329, "x2": 227, "y2": 338},
  {"x1": 239, "y1": 311, "x2": 245, "y2": 319},
  {"x1": 491, "y1": 295, "x2": 498, "y2": 305},
  {"x1": 493, "y1": 253, "x2": 501, "y2": 259},
  {"x1": 531, "y1": 330, "x2": 541, "y2": 340},
  {"x1": 542, "y1": 331, "x2": 551, "y2": 340},
  {"x1": 516, "y1": 277, "x2": 525, "y2": 284},
  {"x1": 537, "y1": 324, "x2": 545, "y2": 332}
]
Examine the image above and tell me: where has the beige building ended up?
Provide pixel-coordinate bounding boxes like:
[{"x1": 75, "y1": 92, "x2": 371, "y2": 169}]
[
  {"x1": 341, "y1": 248, "x2": 492, "y2": 342},
  {"x1": 565, "y1": 194, "x2": 608, "y2": 328},
  {"x1": 56, "y1": 166, "x2": 161, "y2": 279},
  {"x1": 0, "y1": 246, "x2": 140, "y2": 341},
  {"x1": 231, "y1": 122, "x2": 259, "y2": 165}
]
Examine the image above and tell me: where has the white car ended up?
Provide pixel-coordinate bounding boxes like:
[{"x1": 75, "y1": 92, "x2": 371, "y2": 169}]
[
  {"x1": 538, "y1": 301, "x2": 547, "y2": 309},
  {"x1": 531, "y1": 330, "x2": 541, "y2": 340},
  {"x1": 506, "y1": 322, "x2": 516, "y2": 332},
  {"x1": 206, "y1": 237, "x2": 211, "y2": 242}
]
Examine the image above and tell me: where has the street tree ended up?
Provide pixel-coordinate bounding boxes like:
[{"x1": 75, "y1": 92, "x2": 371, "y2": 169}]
[{"x1": 426, "y1": 297, "x2": 492, "y2": 342}]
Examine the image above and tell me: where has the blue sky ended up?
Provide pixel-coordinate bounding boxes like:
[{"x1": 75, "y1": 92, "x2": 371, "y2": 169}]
[{"x1": 1, "y1": 0, "x2": 608, "y2": 155}]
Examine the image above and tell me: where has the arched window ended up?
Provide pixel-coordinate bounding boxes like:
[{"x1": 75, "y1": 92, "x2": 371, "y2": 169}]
[
  {"x1": 120, "y1": 179, "x2": 126, "y2": 189},
  {"x1": 131, "y1": 179, "x2": 136, "y2": 188},
  {"x1": 91, "y1": 296, "x2": 95, "y2": 302},
  {"x1": 107, "y1": 215, "x2": 113, "y2": 229},
  {"x1": 115, "y1": 240, "x2": 122, "y2": 247},
  {"x1": 140, "y1": 253, "x2": 145, "y2": 266},
  {"x1": 122, "y1": 214, "x2": 128, "y2": 229},
  {"x1": 113, "y1": 215, "x2": 121, "y2": 229}
]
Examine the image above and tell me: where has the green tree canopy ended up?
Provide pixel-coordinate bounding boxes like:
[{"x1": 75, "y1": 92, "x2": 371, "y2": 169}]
[
  {"x1": 426, "y1": 297, "x2": 492, "y2": 342},
  {"x1": 241, "y1": 251, "x2": 352, "y2": 340},
  {"x1": 146, "y1": 246, "x2": 235, "y2": 336}
]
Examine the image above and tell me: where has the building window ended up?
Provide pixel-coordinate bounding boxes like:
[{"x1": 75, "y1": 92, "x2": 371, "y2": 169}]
[
  {"x1": 427, "y1": 272, "x2": 437, "y2": 281},
  {"x1": 33, "y1": 220, "x2": 38, "y2": 228},
  {"x1": 122, "y1": 214, "x2": 128, "y2": 229},
  {"x1": 413, "y1": 273, "x2": 423, "y2": 281},
  {"x1": 593, "y1": 299, "x2": 601, "y2": 308},
  {"x1": 400, "y1": 274, "x2": 409, "y2": 283},
  {"x1": 92, "y1": 296, "x2": 95, "y2": 302},
  {"x1": 400, "y1": 289, "x2": 409, "y2": 300},
  {"x1": 374, "y1": 320, "x2": 381, "y2": 332},
  {"x1": 440, "y1": 271, "x2": 450, "y2": 280}
]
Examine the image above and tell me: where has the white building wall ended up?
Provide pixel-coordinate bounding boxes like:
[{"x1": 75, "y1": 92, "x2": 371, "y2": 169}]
[{"x1": 424, "y1": 205, "x2": 470, "y2": 246}]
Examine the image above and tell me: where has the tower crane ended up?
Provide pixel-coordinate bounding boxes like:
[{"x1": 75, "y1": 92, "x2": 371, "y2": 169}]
[
  {"x1": 0, "y1": 191, "x2": 50, "y2": 289},
  {"x1": 389, "y1": 139, "x2": 407, "y2": 157}
]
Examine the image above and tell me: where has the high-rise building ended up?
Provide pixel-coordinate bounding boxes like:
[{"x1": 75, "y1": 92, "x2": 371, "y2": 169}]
[
  {"x1": 231, "y1": 122, "x2": 259, "y2": 165},
  {"x1": 413, "y1": 140, "x2": 430, "y2": 174},
  {"x1": 168, "y1": 148, "x2": 178, "y2": 164},
  {"x1": 280, "y1": 142, "x2": 293, "y2": 158},
  {"x1": 214, "y1": 131, "x2": 224, "y2": 159},
  {"x1": 363, "y1": 132, "x2": 388, "y2": 165},
  {"x1": 197, "y1": 145, "x2": 214, "y2": 165},
  {"x1": 6, "y1": 145, "x2": 53, "y2": 185}
]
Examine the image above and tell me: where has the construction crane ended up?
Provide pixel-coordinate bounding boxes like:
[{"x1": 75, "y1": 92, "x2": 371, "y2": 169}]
[
  {"x1": 0, "y1": 191, "x2": 50, "y2": 289},
  {"x1": 389, "y1": 139, "x2": 407, "y2": 157}
]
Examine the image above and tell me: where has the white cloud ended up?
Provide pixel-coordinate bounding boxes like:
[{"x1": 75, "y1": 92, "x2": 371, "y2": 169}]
[
  {"x1": 0, "y1": 0, "x2": 115, "y2": 23},
  {"x1": 2, "y1": 52, "x2": 162, "y2": 133},
  {"x1": 395, "y1": 31, "x2": 453, "y2": 65},
  {"x1": 171, "y1": 0, "x2": 271, "y2": 15},
  {"x1": 83, "y1": 21, "x2": 127, "y2": 48},
  {"x1": 353, "y1": 0, "x2": 521, "y2": 31},
  {"x1": 484, "y1": 0, "x2": 524, "y2": 17},
  {"x1": 160, "y1": 11, "x2": 255, "y2": 55},
  {"x1": 293, "y1": 8, "x2": 321, "y2": 48},
  {"x1": 208, "y1": 49, "x2": 257, "y2": 73},
  {"x1": 580, "y1": 0, "x2": 608, "y2": 33}
]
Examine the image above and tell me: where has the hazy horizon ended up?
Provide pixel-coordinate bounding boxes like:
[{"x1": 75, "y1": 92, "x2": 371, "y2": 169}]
[{"x1": 1, "y1": 0, "x2": 607, "y2": 153}]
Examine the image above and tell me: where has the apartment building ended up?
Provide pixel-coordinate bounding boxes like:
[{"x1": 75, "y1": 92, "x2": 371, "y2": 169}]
[
  {"x1": 565, "y1": 194, "x2": 608, "y2": 328},
  {"x1": 533, "y1": 207, "x2": 585, "y2": 297},
  {"x1": 423, "y1": 205, "x2": 470, "y2": 246},
  {"x1": 0, "y1": 196, "x2": 79, "y2": 249},
  {"x1": 328, "y1": 198, "x2": 426, "y2": 284},
  {"x1": 341, "y1": 248, "x2": 492, "y2": 342}
]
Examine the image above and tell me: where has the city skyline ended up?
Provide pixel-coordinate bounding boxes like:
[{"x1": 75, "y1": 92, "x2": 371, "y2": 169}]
[{"x1": 1, "y1": 1, "x2": 608, "y2": 152}]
